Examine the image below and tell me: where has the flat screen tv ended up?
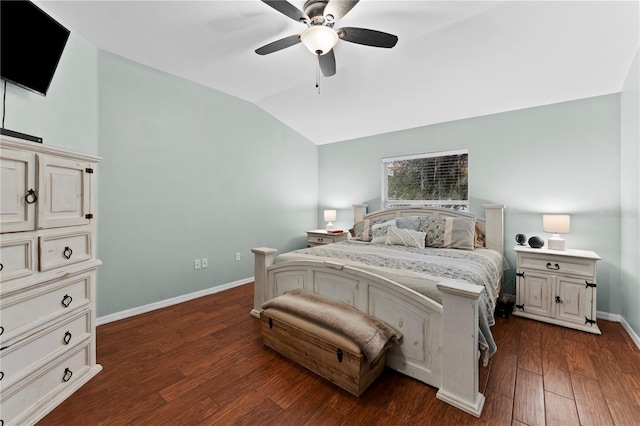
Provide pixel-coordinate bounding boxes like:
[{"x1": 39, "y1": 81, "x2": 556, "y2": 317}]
[{"x1": 1, "y1": 0, "x2": 70, "y2": 96}]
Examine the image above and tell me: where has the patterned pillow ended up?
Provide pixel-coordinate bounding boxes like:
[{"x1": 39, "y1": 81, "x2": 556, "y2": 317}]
[
  {"x1": 370, "y1": 219, "x2": 397, "y2": 244},
  {"x1": 419, "y1": 216, "x2": 448, "y2": 248},
  {"x1": 361, "y1": 218, "x2": 390, "y2": 242},
  {"x1": 419, "y1": 216, "x2": 476, "y2": 250},
  {"x1": 386, "y1": 227, "x2": 426, "y2": 248}
]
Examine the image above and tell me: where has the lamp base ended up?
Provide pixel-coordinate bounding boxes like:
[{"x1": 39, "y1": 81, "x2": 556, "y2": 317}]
[
  {"x1": 326, "y1": 222, "x2": 334, "y2": 231},
  {"x1": 548, "y1": 234, "x2": 565, "y2": 250}
]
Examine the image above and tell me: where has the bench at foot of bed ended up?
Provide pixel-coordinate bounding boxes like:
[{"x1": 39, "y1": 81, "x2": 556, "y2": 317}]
[{"x1": 261, "y1": 307, "x2": 389, "y2": 397}]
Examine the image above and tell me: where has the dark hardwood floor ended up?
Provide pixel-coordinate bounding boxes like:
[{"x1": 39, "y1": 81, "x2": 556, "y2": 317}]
[{"x1": 39, "y1": 283, "x2": 640, "y2": 425}]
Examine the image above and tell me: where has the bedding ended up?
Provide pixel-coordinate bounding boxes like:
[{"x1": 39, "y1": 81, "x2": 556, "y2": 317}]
[{"x1": 275, "y1": 240, "x2": 506, "y2": 363}]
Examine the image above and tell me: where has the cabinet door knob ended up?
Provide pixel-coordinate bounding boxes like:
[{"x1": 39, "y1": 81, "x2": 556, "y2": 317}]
[
  {"x1": 546, "y1": 262, "x2": 560, "y2": 270},
  {"x1": 24, "y1": 189, "x2": 38, "y2": 204},
  {"x1": 555, "y1": 296, "x2": 563, "y2": 304}
]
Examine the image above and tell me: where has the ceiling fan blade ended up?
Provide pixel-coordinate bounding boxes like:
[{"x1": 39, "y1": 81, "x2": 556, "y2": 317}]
[
  {"x1": 337, "y1": 27, "x2": 398, "y2": 48},
  {"x1": 324, "y1": 0, "x2": 359, "y2": 21},
  {"x1": 318, "y1": 49, "x2": 336, "y2": 77},
  {"x1": 261, "y1": 0, "x2": 309, "y2": 24},
  {"x1": 255, "y1": 34, "x2": 301, "y2": 55}
]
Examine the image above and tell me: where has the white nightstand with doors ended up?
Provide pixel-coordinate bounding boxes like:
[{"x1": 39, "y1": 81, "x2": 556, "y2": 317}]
[{"x1": 513, "y1": 245, "x2": 601, "y2": 334}]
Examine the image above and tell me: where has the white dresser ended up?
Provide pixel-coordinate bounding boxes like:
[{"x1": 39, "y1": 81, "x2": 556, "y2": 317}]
[
  {"x1": 0, "y1": 136, "x2": 102, "y2": 425},
  {"x1": 513, "y1": 245, "x2": 601, "y2": 334}
]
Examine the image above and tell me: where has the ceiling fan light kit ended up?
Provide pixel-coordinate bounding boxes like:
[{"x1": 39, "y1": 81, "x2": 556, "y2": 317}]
[
  {"x1": 257, "y1": 0, "x2": 398, "y2": 77},
  {"x1": 300, "y1": 25, "x2": 338, "y2": 55}
]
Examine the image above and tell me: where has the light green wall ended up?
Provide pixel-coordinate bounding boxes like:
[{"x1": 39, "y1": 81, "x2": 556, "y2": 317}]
[
  {"x1": 318, "y1": 95, "x2": 622, "y2": 314},
  {"x1": 0, "y1": 33, "x2": 98, "y2": 154},
  {"x1": 96, "y1": 51, "x2": 317, "y2": 315},
  {"x1": 2, "y1": 20, "x2": 635, "y2": 333},
  {"x1": 621, "y1": 49, "x2": 640, "y2": 336}
]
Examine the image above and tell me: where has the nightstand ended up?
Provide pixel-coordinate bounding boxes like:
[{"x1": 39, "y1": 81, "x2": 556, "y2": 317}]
[
  {"x1": 306, "y1": 230, "x2": 348, "y2": 247},
  {"x1": 513, "y1": 245, "x2": 601, "y2": 334}
]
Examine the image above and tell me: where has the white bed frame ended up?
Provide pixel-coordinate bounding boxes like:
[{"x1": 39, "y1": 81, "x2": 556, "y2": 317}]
[{"x1": 251, "y1": 204, "x2": 505, "y2": 417}]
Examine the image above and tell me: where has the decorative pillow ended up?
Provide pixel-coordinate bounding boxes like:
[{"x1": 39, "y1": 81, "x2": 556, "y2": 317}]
[
  {"x1": 370, "y1": 219, "x2": 397, "y2": 244},
  {"x1": 419, "y1": 216, "x2": 448, "y2": 248},
  {"x1": 386, "y1": 227, "x2": 426, "y2": 248},
  {"x1": 361, "y1": 218, "x2": 389, "y2": 242},
  {"x1": 419, "y1": 216, "x2": 476, "y2": 250},
  {"x1": 449, "y1": 217, "x2": 476, "y2": 250},
  {"x1": 474, "y1": 224, "x2": 486, "y2": 248},
  {"x1": 395, "y1": 216, "x2": 421, "y2": 231}
]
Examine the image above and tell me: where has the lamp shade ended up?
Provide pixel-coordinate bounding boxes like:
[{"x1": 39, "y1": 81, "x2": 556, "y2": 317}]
[
  {"x1": 324, "y1": 210, "x2": 337, "y2": 222},
  {"x1": 300, "y1": 26, "x2": 338, "y2": 55},
  {"x1": 543, "y1": 215, "x2": 570, "y2": 234}
]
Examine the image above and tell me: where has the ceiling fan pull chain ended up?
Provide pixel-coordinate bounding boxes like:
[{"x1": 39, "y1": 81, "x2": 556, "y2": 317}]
[{"x1": 316, "y1": 54, "x2": 321, "y2": 95}]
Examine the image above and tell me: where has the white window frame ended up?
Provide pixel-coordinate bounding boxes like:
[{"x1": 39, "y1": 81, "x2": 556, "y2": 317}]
[{"x1": 381, "y1": 149, "x2": 469, "y2": 211}]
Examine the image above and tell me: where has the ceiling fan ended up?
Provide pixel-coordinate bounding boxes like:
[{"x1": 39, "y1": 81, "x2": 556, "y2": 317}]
[{"x1": 255, "y1": 0, "x2": 398, "y2": 77}]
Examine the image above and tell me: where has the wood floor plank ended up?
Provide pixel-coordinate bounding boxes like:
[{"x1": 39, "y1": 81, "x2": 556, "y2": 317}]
[
  {"x1": 517, "y1": 319, "x2": 543, "y2": 374},
  {"x1": 606, "y1": 395, "x2": 640, "y2": 426},
  {"x1": 571, "y1": 373, "x2": 615, "y2": 426},
  {"x1": 486, "y1": 351, "x2": 518, "y2": 397},
  {"x1": 545, "y1": 391, "x2": 580, "y2": 426},
  {"x1": 513, "y1": 368, "x2": 545, "y2": 426},
  {"x1": 541, "y1": 341, "x2": 574, "y2": 399},
  {"x1": 564, "y1": 338, "x2": 598, "y2": 380},
  {"x1": 36, "y1": 284, "x2": 640, "y2": 426}
]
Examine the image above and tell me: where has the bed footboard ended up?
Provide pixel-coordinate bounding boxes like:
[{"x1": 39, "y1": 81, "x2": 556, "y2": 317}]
[{"x1": 252, "y1": 247, "x2": 486, "y2": 417}]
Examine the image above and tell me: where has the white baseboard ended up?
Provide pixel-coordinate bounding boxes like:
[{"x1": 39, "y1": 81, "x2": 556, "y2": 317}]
[
  {"x1": 597, "y1": 310, "x2": 640, "y2": 351},
  {"x1": 97, "y1": 277, "x2": 254, "y2": 326}
]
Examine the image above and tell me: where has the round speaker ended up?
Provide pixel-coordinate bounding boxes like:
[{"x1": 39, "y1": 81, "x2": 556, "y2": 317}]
[
  {"x1": 528, "y1": 236, "x2": 544, "y2": 249},
  {"x1": 515, "y1": 234, "x2": 526, "y2": 245}
]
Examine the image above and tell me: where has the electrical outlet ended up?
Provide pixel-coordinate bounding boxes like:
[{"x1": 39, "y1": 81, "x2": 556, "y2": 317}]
[
  {"x1": 235, "y1": 252, "x2": 241, "y2": 262},
  {"x1": 202, "y1": 258, "x2": 208, "y2": 268},
  {"x1": 194, "y1": 259, "x2": 201, "y2": 270}
]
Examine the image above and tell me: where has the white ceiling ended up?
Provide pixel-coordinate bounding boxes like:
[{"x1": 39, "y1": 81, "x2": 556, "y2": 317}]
[{"x1": 37, "y1": 0, "x2": 639, "y2": 145}]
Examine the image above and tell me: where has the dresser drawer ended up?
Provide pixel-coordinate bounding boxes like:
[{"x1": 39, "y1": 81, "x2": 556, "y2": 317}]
[
  {"x1": 39, "y1": 230, "x2": 92, "y2": 272},
  {"x1": 0, "y1": 342, "x2": 92, "y2": 426},
  {"x1": 0, "y1": 235, "x2": 37, "y2": 282},
  {"x1": 0, "y1": 272, "x2": 92, "y2": 343},
  {"x1": 517, "y1": 253, "x2": 596, "y2": 278},
  {"x1": 1, "y1": 311, "x2": 91, "y2": 388}
]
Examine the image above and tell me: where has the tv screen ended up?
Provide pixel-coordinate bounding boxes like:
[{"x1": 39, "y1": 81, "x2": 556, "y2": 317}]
[{"x1": 1, "y1": 0, "x2": 70, "y2": 96}]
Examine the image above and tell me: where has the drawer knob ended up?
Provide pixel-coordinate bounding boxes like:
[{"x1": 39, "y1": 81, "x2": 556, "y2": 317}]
[
  {"x1": 555, "y1": 296, "x2": 563, "y2": 304},
  {"x1": 0, "y1": 326, "x2": 4, "y2": 336},
  {"x1": 0, "y1": 263, "x2": 3, "y2": 271},
  {"x1": 546, "y1": 262, "x2": 560, "y2": 270},
  {"x1": 63, "y1": 246, "x2": 73, "y2": 259},
  {"x1": 61, "y1": 294, "x2": 73, "y2": 308},
  {"x1": 0, "y1": 371, "x2": 4, "y2": 381},
  {"x1": 63, "y1": 331, "x2": 72, "y2": 345},
  {"x1": 62, "y1": 367, "x2": 73, "y2": 382},
  {"x1": 24, "y1": 188, "x2": 38, "y2": 204}
]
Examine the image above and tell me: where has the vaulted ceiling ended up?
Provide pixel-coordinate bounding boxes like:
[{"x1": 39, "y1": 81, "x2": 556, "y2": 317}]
[{"x1": 38, "y1": 1, "x2": 639, "y2": 145}]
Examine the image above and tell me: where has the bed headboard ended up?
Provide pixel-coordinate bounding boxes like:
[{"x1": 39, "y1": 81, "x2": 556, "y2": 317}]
[{"x1": 352, "y1": 204, "x2": 506, "y2": 254}]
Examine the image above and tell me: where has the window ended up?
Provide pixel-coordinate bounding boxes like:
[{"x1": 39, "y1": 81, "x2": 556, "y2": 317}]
[{"x1": 382, "y1": 149, "x2": 469, "y2": 211}]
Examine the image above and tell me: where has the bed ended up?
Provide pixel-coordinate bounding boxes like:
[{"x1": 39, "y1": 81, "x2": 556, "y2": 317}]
[{"x1": 251, "y1": 204, "x2": 505, "y2": 417}]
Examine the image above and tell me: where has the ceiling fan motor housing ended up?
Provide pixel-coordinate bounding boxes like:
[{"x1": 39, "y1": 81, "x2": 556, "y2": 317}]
[{"x1": 304, "y1": 0, "x2": 332, "y2": 25}]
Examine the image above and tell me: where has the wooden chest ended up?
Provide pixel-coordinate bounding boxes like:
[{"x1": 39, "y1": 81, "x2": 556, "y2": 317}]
[{"x1": 260, "y1": 309, "x2": 386, "y2": 396}]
